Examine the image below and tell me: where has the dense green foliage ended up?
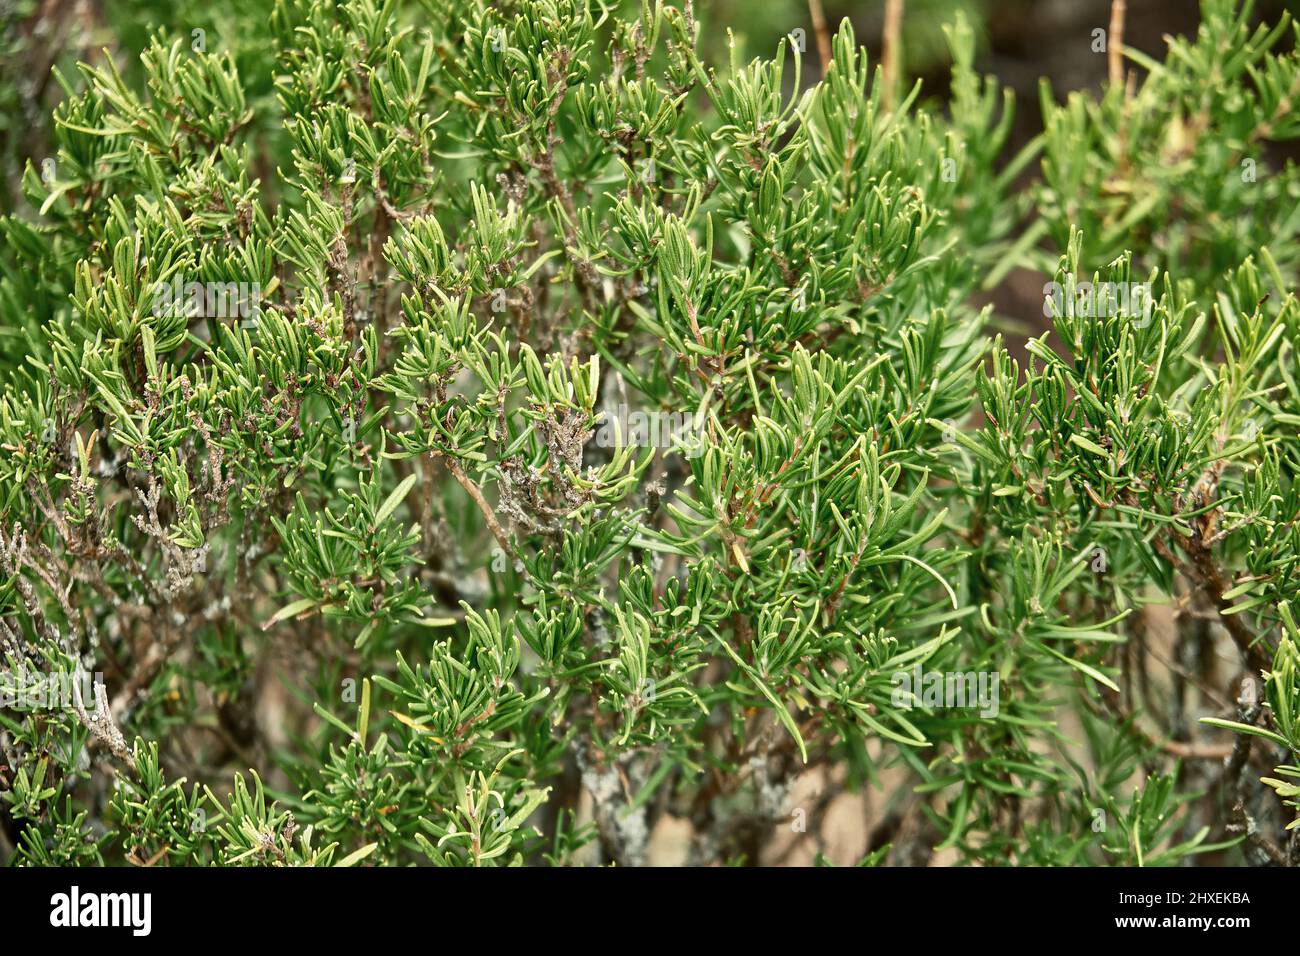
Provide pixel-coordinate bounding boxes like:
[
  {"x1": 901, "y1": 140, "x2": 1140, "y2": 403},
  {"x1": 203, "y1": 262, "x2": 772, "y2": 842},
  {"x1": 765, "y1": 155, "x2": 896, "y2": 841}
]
[{"x1": 1, "y1": 0, "x2": 1299, "y2": 867}]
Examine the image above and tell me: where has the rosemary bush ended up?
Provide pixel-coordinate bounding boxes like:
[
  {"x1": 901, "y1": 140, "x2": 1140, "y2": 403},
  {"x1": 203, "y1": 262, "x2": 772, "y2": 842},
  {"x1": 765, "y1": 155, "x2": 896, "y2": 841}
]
[{"x1": 1, "y1": 0, "x2": 1299, "y2": 868}]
